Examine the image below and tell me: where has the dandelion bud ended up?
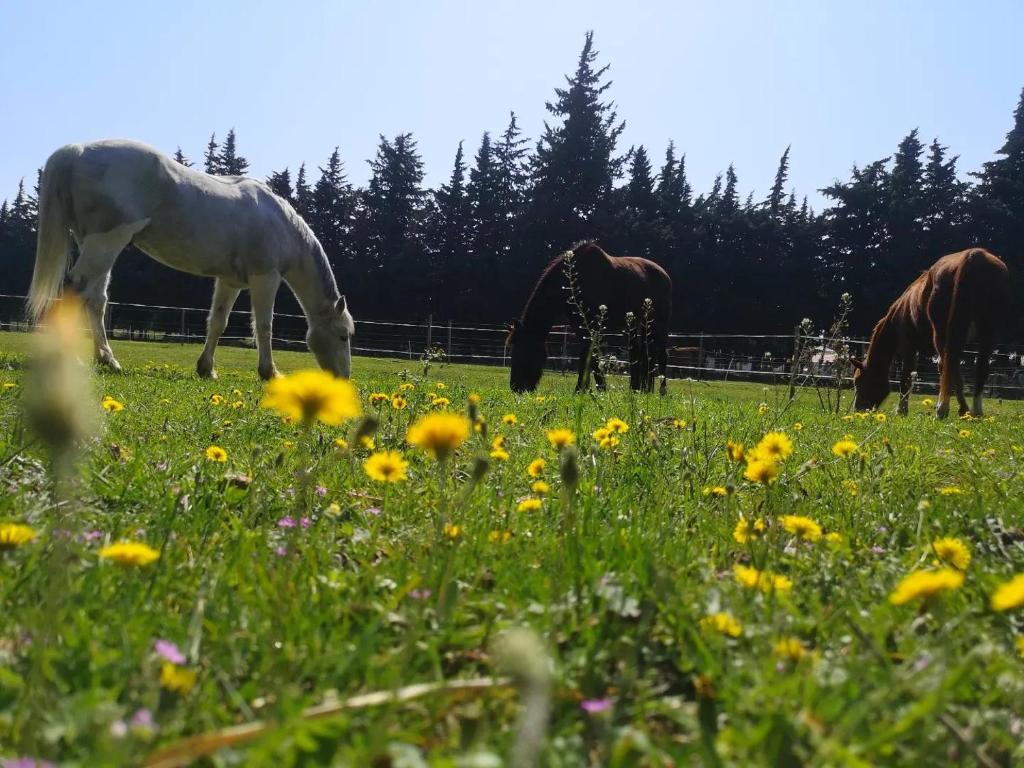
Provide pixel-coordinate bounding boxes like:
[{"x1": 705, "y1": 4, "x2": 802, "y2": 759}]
[
  {"x1": 23, "y1": 295, "x2": 98, "y2": 481},
  {"x1": 471, "y1": 455, "x2": 489, "y2": 483},
  {"x1": 492, "y1": 627, "x2": 551, "y2": 768},
  {"x1": 559, "y1": 445, "x2": 579, "y2": 491},
  {"x1": 352, "y1": 414, "x2": 379, "y2": 443},
  {"x1": 468, "y1": 401, "x2": 478, "y2": 424}
]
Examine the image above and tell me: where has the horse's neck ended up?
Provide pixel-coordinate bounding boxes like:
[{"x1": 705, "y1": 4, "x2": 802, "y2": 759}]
[
  {"x1": 284, "y1": 245, "x2": 339, "y2": 321},
  {"x1": 865, "y1": 311, "x2": 899, "y2": 373},
  {"x1": 521, "y1": 261, "x2": 564, "y2": 335}
]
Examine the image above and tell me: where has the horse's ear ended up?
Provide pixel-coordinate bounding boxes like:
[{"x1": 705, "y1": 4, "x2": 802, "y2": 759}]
[
  {"x1": 849, "y1": 356, "x2": 863, "y2": 371},
  {"x1": 336, "y1": 295, "x2": 347, "y2": 314}
]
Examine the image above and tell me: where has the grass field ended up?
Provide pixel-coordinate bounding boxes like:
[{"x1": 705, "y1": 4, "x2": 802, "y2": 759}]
[{"x1": 2, "y1": 329, "x2": 1024, "y2": 767}]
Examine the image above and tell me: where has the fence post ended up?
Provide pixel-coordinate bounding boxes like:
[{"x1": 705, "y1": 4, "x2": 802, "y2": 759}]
[
  {"x1": 697, "y1": 333, "x2": 705, "y2": 381},
  {"x1": 425, "y1": 314, "x2": 433, "y2": 351},
  {"x1": 180, "y1": 308, "x2": 186, "y2": 342},
  {"x1": 561, "y1": 326, "x2": 569, "y2": 372}
]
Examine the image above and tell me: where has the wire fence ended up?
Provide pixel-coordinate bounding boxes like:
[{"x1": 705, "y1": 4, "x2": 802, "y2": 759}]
[{"x1": 3, "y1": 292, "x2": 1024, "y2": 397}]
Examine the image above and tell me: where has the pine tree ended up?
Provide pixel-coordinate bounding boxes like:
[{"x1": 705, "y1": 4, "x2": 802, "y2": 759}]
[
  {"x1": 767, "y1": 146, "x2": 791, "y2": 216},
  {"x1": 887, "y1": 129, "x2": 925, "y2": 256},
  {"x1": 309, "y1": 148, "x2": 353, "y2": 265},
  {"x1": 719, "y1": 164, "x2": 739, "y2": 215},
  {"x1": 428, "y1": 142, "x2": 473, "y2": 311},
  {"x1": 530, "y1": 31, "x2": 626, "y2": 252},
  {"x1": 624, "y1": 145, "x2": 656, "y2": 215},
  {"x1": 294, "y1": 163, "x2": 313, "y2": 220},
  {"x1": 203, "y1": 133, "x2": 221, "y2": 175},
  {"x1": 218, "y1": 128, "x2": 249, "y2": 176},
  {"x1": 922, "y1": 139, "x2": 966, "y2": 257},
  {"x1": 358, "y1": 134, "x2": 429, "y2": 315},
  {"x1": 656, "y1": 142, "x2": 692, "y2": 220},
  {"x1": 267, "y1": 167, "x2": 294, "y2": 201},
  {"x1": 173, "y1": 147, "x2": 193, "y2": 167},
  {"x1": 974, "y1": 87, "x2": 1024, "y2": 261}
]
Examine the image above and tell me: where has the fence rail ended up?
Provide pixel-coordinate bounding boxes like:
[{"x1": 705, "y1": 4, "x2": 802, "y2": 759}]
[{"x1": 3, "y1": 293, "x2": 1024, "y2": 396}]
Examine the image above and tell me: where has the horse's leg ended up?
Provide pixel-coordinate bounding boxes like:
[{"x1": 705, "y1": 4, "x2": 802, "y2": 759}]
[
  {"x1": 196, "y1": 279, "x2": 241, "y2": 379},
  {"x1": 67, "y1": 224, "x2": 142, "y2": 372},
  {"x1": 972, "y1": 327, "x2": 994, "y2": 417},
  {"x1": 897, "y1": 347, "x2": 917, "y2": 416},
  {"x1": 574, "y1": 340, "x2": 589, "y2": 393},
  {"x1": 250, "y1": 274, "x2": 282, "y2": 381},
  {"x1": 928, "y1": 294, "x2": 952, "y2": 419},
  {"x1": 658, "y1": 343, "x2": 669, "y2": 396},
  {"x1": 591, "y1": 353, "x2": 606, "y2": 391}
]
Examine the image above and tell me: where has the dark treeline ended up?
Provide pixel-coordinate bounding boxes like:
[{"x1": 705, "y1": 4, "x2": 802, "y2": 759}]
[{"x1": 2, "y1": 32, "x2": 1023, "y2": 336}]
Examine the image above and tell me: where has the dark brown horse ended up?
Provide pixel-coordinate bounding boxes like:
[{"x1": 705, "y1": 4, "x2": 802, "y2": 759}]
[
  {"x1": 852, "y1": 248, "x2": 1009, "y2": 418},
  {"x1": 507, "y1": 241, "x2": 673, "y2": 394}
]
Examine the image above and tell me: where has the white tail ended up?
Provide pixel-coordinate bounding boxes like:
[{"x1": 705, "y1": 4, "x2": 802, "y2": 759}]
[{"x1": 28, "y1": 144, "x2": 82, "y2": 321}]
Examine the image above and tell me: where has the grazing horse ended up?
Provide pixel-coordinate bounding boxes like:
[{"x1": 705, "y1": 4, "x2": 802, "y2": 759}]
[
  {"x1": 507, "y1": 241, "x2": 673, "y2": 394},
  {"x1": 28, "y1": 139, "x2": 354, "y2": 380},
  {"x1": 851, "y1": 248, "x2": 1009, "y2": 418}
]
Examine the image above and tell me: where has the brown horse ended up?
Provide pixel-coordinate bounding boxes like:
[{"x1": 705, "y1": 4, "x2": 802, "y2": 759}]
[
  {"x1": 507, "y1": 241, "x2": 673, "y2": 394},
  {"x1": 851, "y1": 248, "x2": 1009, "y2": 418}
]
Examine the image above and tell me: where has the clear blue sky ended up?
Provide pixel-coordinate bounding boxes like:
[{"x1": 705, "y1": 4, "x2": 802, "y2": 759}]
[{"x1": 1, "y1": 0, "x2": 1022, "y2": 211}]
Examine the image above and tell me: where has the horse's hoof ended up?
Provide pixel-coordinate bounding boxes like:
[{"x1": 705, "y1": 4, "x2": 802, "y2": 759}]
[
  {"x1": 98, "y1": 355, "x2": 123, "y2": 373},
  {"x1": 935, "y1": 405, "x2": 949, "y2": 420},
  {"x1": 196, "y1": 359, "x2": 217, "y2": 379},
  {"x1": 258, "y1": 366, "x2": 280, "y2": 381}
]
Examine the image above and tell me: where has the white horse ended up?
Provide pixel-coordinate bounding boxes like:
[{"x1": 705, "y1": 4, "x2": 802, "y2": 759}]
[{"x1": 28, "y1": 139, "x2": 354, "y2": 380}]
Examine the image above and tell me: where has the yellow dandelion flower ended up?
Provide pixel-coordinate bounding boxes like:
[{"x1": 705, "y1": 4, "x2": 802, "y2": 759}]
[
  {"x1": 231, "y1": 388, "x2": 243, "y2": 396},
  {"x1": 755, "y1": 432, "x2": 793, "y2": 462},
  {"x1": 841, "y1": 414, "x2": 854, "y2": 422},
  {"x1": 889, "y1": 569, "x2": 964, "y2": 605},
  {"x1": 744, "y1": 458, "x2": 780, "y2": 485},
  {"x1": 991, "y1": 574, "x2": 1024, "y2": 612},
  {"x1": 592, "y1": 426, "x2": 611, "y2": 442},
  {"x1": 874, "y1": 413, "x2": 887, "y2": 423},
  {"x1": 261, "y1": 370, "x2": 361, "y2": 426},
  {"x1": 793, "y1": 422, "x2": 803, "y2": 431},
  {"x1": 406, "y1": 412, "x2": 470, "y2": 459},
  {"x1": 369, "y1": 392, "x2": 389, "y2": 407},
  {"x1": 488, "y1": 529, "x2": 513, "y2": 544},
  {"x1": 364, "y1": 451, "x2": 409, "y2": 483},
  {"x1": 99, "y1": 541, "x2": 160, "y2": 567},
  {"x1": 758, "y1": 402, "x2": 769, "y2": 415},
  {"x1": 399, "y1": 382, "x2": 415, "y2": 391},
  {"x1": 959, "y1": 429, "x2": 971, "y2": 438},
  {"x1": 442, "y1": 523, "x2": 462, "y2": 540},
  {"x1": 205, "y1": 445, "x2": 228, "y2": 463},
  {"x1": 605, "y1": 417, "x2": 629, "y2": 434},
  {"x1": 101, "y1": 396, "x2": 124, "y2": 413},
  {"x1": 1, "y1": 382, "x2": 16, "y2": 391},
  {"x1": 517, "y1": 498, "x2": 542, "y2": 513},
  {"x1": 435, "y1": 382, "x2": 446, "y2": 390},
  {"x1": 938, "y1": 486, "x2": 963, "y2": 496},
  {"x1": 922, "y1": 397, "x2": 934, "y2": 406},
  {"x1": 491, "y1": 435, "x2": 505, "y2": 450},
  {"x1": 825, "y1": 532, "x2": 843, "y2": 545},
  {"x1": 209, "y1": 394, "x2": 225, "y2": 406},
  {"x1": 843, "y1": 479, "x2": 859, "y2": 497},
  {"x1": 726, "y1": 441, "x2": 744, "y2": 462},
  {"x1": 733, "y1": 564, "x2": 792, "y2": 593},
  {"x1": 546, "y1": 428, "x2": 576, "y2": 449},
  {"x1": 230, "y1": 400, "x2": 244, "y2": 409},
  {"x1": 468, "y1": 393, "x2": 481, "y2": 405},
  {"x1": 490, "y1": 447, "x2": 510, "y2": 461},
  {"x1": 832, "y1": 439, "x2": 858, "y2": 458},
  {"x1": 1016, "y1": 636, "x2": 1024, "y2": 658},
  {"x1": 502, "y1": 413, "x2": 518, "y2": 426},
  {"x1": 531, "y1": 480, "x2": 551, "y2": 495},
  {"x1": 334, "y1": 438, "x2": 349, "y2": 450},
  {"x1": 704, "y1": 486, "x2": 729, "y2": 497},
  {"x1": 160, "y1": 663, "x2": 197, "y2": 694},
  {"x1": 773, "y1": 637, "x2": 808, "y2": 662},
  {"x1": 527, "y1": 458, "x2": 546, "y2": 478},
  {"x1": 0, "y1": 523, "x2": 37, "y2": 549},
  {"x1": 733, "y1": 516, "x2": 757, "y2": 544},
  {"x1": 598, "y1": 435, "x2": 620, "y2": 450},
  {"x1": 931, "y1": 537, "x2": 970, "y2": 570},
  {"x1": 534, "y1": 395, "x2": 547, "y2": 403},
  {"x1": 429, "y1": 396, "x2": 449, "y2": 409},
  {"x1": 700, "y1": 612, "x2": 743, "y2": 637},
  {"x1": 780, "y1": 514, "x2": 822, "y2": 542}
]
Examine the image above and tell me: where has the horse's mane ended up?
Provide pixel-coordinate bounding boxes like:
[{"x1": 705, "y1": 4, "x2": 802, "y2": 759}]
[
  {"x1": 268, "y1": 186, "x2": 339, "y2": 297},
  {"x1": 510, "y1": 240, "x2": 606, "y2": 340}
]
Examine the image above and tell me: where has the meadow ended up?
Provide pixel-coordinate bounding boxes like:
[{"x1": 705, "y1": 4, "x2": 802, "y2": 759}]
[{"x1": 1, "y1": 329, "x2": 1024, "y2": 767}]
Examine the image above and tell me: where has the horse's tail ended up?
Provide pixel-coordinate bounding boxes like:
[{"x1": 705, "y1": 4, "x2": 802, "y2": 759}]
[{"x1": 28, "y1": 144, "x2": 82, "y2": 321}]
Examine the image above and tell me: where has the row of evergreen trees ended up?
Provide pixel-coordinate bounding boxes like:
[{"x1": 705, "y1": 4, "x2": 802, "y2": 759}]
[{"x1": 2, "y1": 32, "x2": 1023, "y2": 336}]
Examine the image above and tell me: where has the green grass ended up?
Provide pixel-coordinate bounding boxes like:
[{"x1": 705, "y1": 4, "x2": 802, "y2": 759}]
[{"x1": 2, "y1": 331, "x2": 1024, "y2": 766}]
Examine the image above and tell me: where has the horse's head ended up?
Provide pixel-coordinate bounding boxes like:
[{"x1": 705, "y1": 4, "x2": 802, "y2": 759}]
[
  {"x1": 507, "y1": 320, "x2": 546, "y2": 393},
  {"x1": 850, "y1": 356, "x2": 889, "y2": 410},
  {"x1": 307, "y1": 295, "x2": 355, "y2": 379}
]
